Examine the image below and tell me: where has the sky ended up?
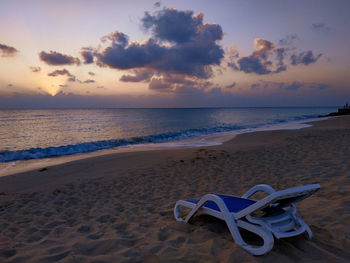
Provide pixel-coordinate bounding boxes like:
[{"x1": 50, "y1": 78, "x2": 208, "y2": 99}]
[{"x1": 0, "y1": 0, "x2": 349, "y2": 108}]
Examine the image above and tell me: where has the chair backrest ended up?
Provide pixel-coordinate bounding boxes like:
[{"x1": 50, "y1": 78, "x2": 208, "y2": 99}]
[{"x1": 234, "y1": 184, "x2": 320, "y2": 219}]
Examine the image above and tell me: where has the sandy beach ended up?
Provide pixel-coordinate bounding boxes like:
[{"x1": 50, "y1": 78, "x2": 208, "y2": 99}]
[{"x1": 1, "y1": 116, "x2": 350, "y2": 263}]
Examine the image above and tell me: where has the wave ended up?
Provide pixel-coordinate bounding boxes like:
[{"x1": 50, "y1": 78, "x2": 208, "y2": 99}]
[
  {"x1": 0, "y1": 125, "x2": 246, "y2": 162},
  {"x1": 0, "y1": 114, "x2": 319, "y2": 163}
]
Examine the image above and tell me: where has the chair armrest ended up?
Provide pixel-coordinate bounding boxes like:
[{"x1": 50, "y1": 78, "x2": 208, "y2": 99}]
[{"x1": 241, "y1": 184, "x2": 275, "y2": 199}]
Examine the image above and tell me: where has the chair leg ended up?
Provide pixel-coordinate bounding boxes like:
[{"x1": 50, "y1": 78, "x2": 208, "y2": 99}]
[
  {"x1": 233, "y1": 220, "x2": 274, "y2": 256},
  {"x1": 297, "y1": 217, "x2": 313, "y2": 240},
  {"x1": 174, "y1": 200, "x2": 195, "y2": 222},
  {"x1": 174, "y1": 196, "x2": 275, "y2": 255}
]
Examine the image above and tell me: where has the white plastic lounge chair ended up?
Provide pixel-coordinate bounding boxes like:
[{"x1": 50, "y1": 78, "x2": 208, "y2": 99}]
[{"x1": 174, "y1": 184, "x2": 320, "y2": 255}]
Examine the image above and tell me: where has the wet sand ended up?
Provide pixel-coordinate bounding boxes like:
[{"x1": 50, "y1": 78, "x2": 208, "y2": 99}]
[{"x1": 0, "y1": 116, "x2": 350, "y2": 262}]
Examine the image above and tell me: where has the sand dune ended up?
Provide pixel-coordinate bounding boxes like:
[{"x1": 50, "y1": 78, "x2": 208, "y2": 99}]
[{"x1": 1, "y1": 116, "x2": 350, "y2": 262}]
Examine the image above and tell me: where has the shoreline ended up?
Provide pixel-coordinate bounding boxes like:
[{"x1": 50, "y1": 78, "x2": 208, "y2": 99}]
[
  {"x1": 0, "y1": 116, "x2": 329, "y2": 177},
  {"x1": 0, "y1": 115, "x2": 349, "y2": 262}
]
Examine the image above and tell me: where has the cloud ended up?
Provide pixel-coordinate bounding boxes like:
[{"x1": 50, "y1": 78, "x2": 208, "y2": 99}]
[
  {"x1": 47, "y1": 69, "x2": 97, "y2": 84},
  {"x1": 68, "y1": 76, "x2": 77, "y2": 82},
  {"x1": 225, "y1": 82, "x2": 236, "y2": 89},
  {"x1": 284, "y1": 82, "x2": 329, "y2": 91},
  {"x1": 95, "y1": 8, "x2": 224, "y2": 79},
  {"x1": 83, "y1": 79, "x2": 95, "y2": 84},
  {"x1": 47, "y1": 69, "x2": 77, "y2": 82},
  {"x1": 226, "y1": 45, "x2": 239, "y2": 70},
  {"x1": 0, "y1": 43, "x2": 18, "y2": 57},
  {"x1": 39, "y1": 51, "x2": 80, "y2": 66},
  {"x1": 29, "y1": 66, "x2": 41, "y2": 73},
  {"x1": 80, "y1": 48, "x2": 95, "y2": 64},
  {"x1": 229, "y1": 38, "x2": 288, "y2": 75},
  {"x1": 286, "y1": 82, "x2": 303, "y2": 91},
  {"x1": 48, "y1": 69, "x2": 74, "y2": 77},
  {"x1": 120, "y1": 70, "x2": 154, "y2": 82},
  {"x1": 278, "y1": 34, "x2": 299, "y2": 46},
  {"x1": 290, "y1": 50, "x2": 322, "y2": 65},
  {"x1": 97, "y1": 35, "x2": 163, "y2": 69},
  {"x1": 47, "y1": 68, "x2": 99, "y2": 85},
  {"x1": 149, "y1": 77, "x2": 173, "y2": 91},
  {"x1": 310, "y1": 83, "x2": 330, "y2": 90},
  {"x1": 248, "y1": 80, "x2": 331, "y2": 93},
  {"x1": 252, "y1": 38, "x2": 275, "y2": 58},
  {"x1": 154, "y1": 1, "x2": 161, "y2": 8},
  {"x1": 142, "y1": 9, "x2": 204, "y2": 43},
  {"x1": 237, "y1": 56, "x2": 271, "y2": 75},
  {"x1": 0, "y1": 80, "x2": 340, "y2": 109},
  {"x1": 228, "y1": 37, "x2": 322, "y2": 75},
  {"x1": 312, "y1": 23, "x2": 331, "y2": 32},
  {"x1": 146, "y1": 73, "x2": 210, "y2": 93}
]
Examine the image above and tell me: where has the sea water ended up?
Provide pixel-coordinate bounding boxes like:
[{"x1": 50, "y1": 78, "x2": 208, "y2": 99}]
[{"x1": 0, "y1": 107, "x2": 337, "y2": 162}]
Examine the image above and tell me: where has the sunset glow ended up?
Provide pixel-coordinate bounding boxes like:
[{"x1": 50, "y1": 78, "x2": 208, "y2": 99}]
[{"x1": 0, "y1": 0, "x2": 349, "y2": 107}]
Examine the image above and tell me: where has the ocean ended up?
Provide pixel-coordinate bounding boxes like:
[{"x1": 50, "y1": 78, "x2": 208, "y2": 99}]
[{"x1": 0, "y1": 107, "x2": 336, "y2": 162}]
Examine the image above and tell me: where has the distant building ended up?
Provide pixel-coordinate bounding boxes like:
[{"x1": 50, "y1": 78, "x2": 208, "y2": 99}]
[{"x1": 338, "y1": 102, "x2": 350, "y2": 114}]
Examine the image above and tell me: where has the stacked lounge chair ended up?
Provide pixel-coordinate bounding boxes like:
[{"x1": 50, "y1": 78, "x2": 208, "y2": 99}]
[{"x1": 174, "y1": 184, "x2": 320, "y2": 255}]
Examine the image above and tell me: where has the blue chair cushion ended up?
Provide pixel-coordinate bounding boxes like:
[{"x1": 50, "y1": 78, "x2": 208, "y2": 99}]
[{"x1": 188, "y1": 194, "x2": 256, "y2": 213}]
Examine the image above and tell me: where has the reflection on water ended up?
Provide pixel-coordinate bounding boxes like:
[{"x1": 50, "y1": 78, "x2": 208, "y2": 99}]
[{"x1": 0, "y1": 107, "x2": 336, "y2": 155}]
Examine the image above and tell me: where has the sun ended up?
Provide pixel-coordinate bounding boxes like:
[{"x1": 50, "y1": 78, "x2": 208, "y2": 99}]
[
  {"x1": 46, "y1": 85, "x2": 60, "y2": 96},
  {"x1": 35, "y1": 74, "x2": 64, "y2": 96}
]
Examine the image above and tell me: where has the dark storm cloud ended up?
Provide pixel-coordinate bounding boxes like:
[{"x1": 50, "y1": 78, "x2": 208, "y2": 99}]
[
  {"x1": 0, "y1": 43, "x2": 18, "y2": 57},
  {"x1": 290, "y1": 50, "x2": 322, "y2": 65},
  {"x1": 96, "y1": 8, "x2": 224, "y2": 79},
  {"x1": 48, "y1": 69, "x2": 74, "y2": 77},
  {"x1": 39, "y1": 51, "x2": 81, "y2": 66},
  {"x1": 29, "y1": 66, "x2": 41, "y2": 73},
  {"x1": 80, "y1": 48, "x2": 95, "y2": 64},
  {"x1": 120, "y1": 70, "x2": 154, "y2": 82}
]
